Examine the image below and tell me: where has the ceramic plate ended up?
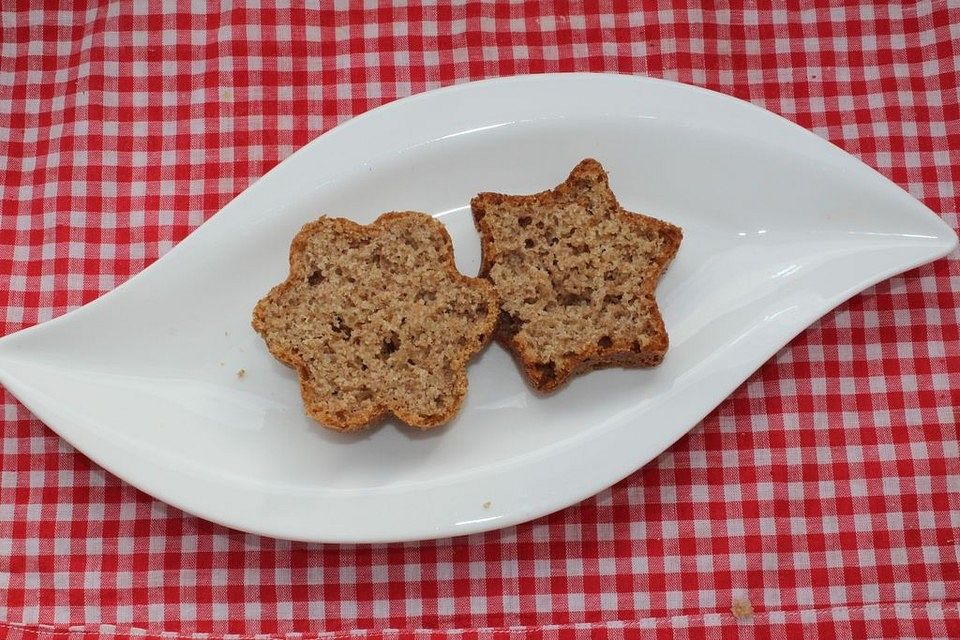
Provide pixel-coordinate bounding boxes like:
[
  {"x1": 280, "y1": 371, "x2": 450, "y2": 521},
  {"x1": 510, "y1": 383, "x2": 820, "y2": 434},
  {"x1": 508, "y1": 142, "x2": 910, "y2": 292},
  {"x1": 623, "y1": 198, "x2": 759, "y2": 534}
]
[{"x1": 0, "y1": 74, "x2": 955, "y2": 542}]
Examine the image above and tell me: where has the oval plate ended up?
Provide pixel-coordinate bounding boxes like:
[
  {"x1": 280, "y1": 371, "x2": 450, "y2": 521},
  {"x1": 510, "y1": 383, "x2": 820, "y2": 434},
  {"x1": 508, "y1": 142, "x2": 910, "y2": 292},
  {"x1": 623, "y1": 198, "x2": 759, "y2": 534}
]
[{"x1": 0, "y1": 74, "x2": 955, "y2": 543}]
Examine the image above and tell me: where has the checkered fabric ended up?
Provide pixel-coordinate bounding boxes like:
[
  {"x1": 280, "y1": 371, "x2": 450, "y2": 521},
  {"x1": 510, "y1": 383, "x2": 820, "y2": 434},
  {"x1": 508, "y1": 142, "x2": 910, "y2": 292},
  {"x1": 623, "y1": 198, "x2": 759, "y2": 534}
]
[{"x1": 1, "y1": 2, "x2": 958, "y2": 638}]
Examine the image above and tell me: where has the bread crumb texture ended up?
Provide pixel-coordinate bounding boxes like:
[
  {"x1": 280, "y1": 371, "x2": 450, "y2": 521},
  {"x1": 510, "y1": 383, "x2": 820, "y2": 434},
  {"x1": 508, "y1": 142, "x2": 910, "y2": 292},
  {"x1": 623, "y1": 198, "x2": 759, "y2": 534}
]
[
  {"x1": 472, "y1": 159, "x2": 682, "y2": 391},
  {"x1": 731, "y1": 597, "x2": 754, "y2": 621},
  {"x1": 252, "y1": 212, "x2": 498, "y2": 431}
]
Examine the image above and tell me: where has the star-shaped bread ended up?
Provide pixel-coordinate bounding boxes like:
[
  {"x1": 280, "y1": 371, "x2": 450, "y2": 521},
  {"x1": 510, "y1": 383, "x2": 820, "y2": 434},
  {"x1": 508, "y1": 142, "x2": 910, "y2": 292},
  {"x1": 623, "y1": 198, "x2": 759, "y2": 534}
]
[
  {"x1": 252, "y1": 212, "x2": 498, "y2": 431},
  {"x1": 471, "y1": 159, "x2": 682, "y2": 392}
]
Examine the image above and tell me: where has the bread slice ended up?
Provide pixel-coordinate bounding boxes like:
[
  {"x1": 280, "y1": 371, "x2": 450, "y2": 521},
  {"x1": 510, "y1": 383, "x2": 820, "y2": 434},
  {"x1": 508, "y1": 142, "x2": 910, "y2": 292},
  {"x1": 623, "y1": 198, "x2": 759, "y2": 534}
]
[
  {"x1": 252, "y1": 212, "x2": 498, "y2": 431},
  {"x1": 471, "y1": 159, "x2": 682, "y2": 392}
]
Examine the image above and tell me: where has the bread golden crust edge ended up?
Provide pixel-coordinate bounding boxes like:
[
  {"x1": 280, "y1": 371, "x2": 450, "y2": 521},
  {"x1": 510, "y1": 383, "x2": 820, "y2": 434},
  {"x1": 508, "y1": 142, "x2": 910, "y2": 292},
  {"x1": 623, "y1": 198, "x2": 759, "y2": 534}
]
[
  {"x1": 252, "y1": 211, "x2": 499, "y2": 431},
  {"x1": 471, "y1": 159, "x2": 682, "y2": 392}
]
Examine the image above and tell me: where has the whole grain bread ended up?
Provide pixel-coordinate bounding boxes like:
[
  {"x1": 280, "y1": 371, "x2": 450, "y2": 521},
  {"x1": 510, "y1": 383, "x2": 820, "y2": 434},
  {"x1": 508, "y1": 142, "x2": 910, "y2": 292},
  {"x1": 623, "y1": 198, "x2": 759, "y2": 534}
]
[
  {"x1": 471, "y1": 159, "x2": 682, "y2": 392},
  {"x1": 252, "y1": 212, "x2": 499, "y2": 431}
]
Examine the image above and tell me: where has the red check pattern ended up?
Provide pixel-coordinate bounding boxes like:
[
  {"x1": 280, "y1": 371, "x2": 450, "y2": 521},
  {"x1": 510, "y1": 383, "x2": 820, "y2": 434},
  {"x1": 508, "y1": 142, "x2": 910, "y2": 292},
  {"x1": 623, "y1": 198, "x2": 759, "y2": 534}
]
[{"x1": 1, "y1": 2, "x2": 959, "y2": 639}]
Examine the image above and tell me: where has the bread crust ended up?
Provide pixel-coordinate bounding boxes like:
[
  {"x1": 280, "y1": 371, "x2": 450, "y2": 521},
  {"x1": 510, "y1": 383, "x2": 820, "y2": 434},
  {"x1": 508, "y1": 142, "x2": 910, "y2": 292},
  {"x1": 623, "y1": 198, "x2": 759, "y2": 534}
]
[
  {"x1": 471, "y1": 159, "x2": 682, "y2": 392},
  {"x1": 252, "y1": 212, "x2": 499, "y2": 430}
]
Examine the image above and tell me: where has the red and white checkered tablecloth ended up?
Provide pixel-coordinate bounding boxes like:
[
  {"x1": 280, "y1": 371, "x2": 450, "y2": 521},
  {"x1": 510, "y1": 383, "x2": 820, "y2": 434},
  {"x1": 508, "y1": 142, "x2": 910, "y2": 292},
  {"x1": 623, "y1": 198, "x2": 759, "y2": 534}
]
[{"x1": 1, "y1": 2, "x2": 958, "y2": 638}]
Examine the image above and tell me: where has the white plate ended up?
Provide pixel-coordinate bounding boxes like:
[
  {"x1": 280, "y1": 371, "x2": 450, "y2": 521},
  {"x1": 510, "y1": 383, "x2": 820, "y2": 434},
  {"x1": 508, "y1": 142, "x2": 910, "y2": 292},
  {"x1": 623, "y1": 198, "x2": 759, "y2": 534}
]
[{"x1": 0, "y1": 74, "x2": 955, "y2": 543}]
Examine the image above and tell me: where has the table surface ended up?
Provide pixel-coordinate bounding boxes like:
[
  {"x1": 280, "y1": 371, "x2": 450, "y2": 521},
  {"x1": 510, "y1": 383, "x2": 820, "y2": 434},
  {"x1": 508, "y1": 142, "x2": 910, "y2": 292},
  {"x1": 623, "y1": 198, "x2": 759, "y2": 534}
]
[{"x1": 1, "y1": 2, "x2": 958, "y2": 639}]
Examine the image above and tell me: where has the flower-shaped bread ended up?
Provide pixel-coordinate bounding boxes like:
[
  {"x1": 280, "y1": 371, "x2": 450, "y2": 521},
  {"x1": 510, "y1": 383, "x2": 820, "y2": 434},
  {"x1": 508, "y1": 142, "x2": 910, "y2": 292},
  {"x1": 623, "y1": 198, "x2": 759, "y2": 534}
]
[
  {"x1": 471, "y1": 159, "x2": 682, "y2": 391},
  {"x1": 253, "y1": 212, "x2": 498, "y2": 430}
]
